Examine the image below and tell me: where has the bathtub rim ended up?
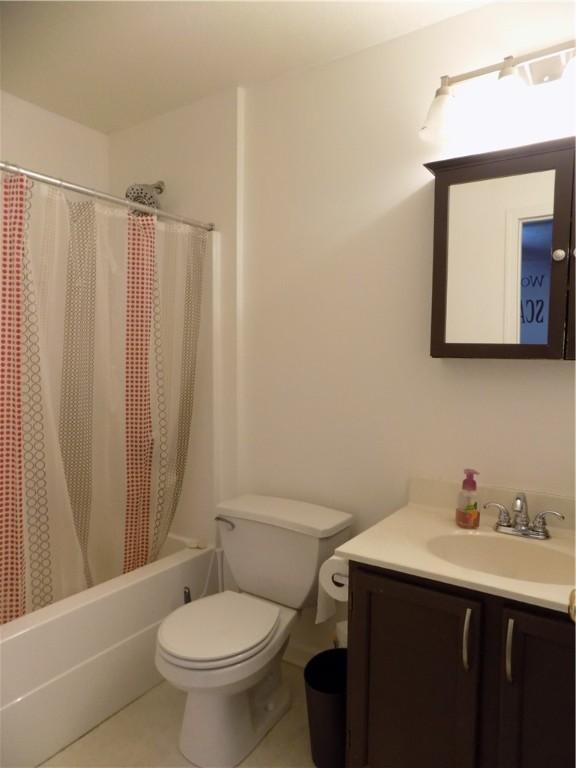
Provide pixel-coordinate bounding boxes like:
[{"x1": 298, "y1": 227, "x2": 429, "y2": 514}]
[{"x1": 1, "y1": 546, "x2": 212, "y2": 641}]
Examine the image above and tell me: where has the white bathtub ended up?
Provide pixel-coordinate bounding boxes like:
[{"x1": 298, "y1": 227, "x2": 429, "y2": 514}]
[{"x1": 0, "y1": 539, "x2": 218, "y2": 767}]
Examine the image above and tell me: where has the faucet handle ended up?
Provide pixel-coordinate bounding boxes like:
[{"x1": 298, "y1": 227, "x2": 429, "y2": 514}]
[
  {"x1": 484, "y1": 502, "x2": 511, "y2": 528},
  {"x1": 531, "y1": 510, "x2": 565, "y2": 537}
]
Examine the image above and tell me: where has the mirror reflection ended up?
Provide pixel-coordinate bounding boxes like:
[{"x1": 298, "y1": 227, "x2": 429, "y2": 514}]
[{"x1": 445, "y1": 170, "x2": 555, "y2": 344}]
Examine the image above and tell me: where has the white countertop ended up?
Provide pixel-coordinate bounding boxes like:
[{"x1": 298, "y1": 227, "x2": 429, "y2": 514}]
[{"x1": 336, "y1": 503, "x2": 575, "y2": 613}]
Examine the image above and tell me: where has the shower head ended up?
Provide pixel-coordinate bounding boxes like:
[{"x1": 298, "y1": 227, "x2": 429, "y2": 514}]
[{"x1": 125, "y1": 181, "x2": 165, "y2": 210}]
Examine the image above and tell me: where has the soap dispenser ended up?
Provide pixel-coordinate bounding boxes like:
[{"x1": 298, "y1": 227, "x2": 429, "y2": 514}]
[{"x1": 456, "y1": 469, "x2": 480, "y2": 529}]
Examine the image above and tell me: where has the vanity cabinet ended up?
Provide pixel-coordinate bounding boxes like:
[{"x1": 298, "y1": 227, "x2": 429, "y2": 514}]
[
  {"x1": 346, "y1": 563, "x2": 575, "y2": 768},
  {"x1": 498, "y1": 608, "x2": 576, "y2": 768}
]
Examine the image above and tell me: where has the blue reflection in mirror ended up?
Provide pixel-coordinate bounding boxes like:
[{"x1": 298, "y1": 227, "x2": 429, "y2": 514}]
[{"x1": 520, "y1": 218, "x2": 553, "y2": 344}]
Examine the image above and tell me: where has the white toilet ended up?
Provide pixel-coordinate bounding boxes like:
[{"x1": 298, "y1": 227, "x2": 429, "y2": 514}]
[{"x1": 155, "y1": 494, "x2": 352, "y2": 768}]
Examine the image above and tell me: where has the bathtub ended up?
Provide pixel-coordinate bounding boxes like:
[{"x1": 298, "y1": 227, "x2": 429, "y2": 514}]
[{"x1": 0, "y1": 538, "x2": 218, "y2": 767}]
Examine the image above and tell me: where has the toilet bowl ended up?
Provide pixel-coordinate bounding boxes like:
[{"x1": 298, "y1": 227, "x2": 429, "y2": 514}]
[
  {"x1": 155, "y1": 494, "x2": 352, "y2": 767},
  {"x1": 156, "y1": 591, "x2": 297, "y2": 767}
]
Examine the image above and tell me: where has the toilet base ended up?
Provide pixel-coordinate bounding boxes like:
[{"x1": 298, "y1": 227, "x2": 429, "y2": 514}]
[{"x1": 179, "y1": 657, "x2": 291, "y2": 767}]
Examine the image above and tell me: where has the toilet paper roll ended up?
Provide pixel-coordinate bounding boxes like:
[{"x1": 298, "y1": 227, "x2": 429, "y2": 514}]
[{"x1": 315, "y1": 556, "x2": 349, "y2": 624}]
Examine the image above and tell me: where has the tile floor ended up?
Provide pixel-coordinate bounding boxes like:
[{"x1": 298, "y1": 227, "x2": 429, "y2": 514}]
[{"x1": 42, "y1": 663, "x2": 315, "y2": 768}]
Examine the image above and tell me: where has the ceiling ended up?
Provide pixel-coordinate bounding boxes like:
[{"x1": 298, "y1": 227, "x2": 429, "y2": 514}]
[{"x1": 1, "y1": 1, "x2": 482, "y2": 133}]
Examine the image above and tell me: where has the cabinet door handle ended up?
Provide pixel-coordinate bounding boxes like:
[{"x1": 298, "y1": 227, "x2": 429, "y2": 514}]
[
  {"x1": 505, "y1": 618, "x2": 515, "y2": 683},
  {"x1": 462, "y1": 608, "x2": 472, "y2": 671}
]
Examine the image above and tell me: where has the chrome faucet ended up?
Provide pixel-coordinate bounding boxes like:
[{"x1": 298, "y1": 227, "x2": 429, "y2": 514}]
[
  {"x1": 484, "y1": 492, "x2": 565, "y2": 540},
  {"x1": 511, "y1": 492, "x2": 530, "y2": 533}
]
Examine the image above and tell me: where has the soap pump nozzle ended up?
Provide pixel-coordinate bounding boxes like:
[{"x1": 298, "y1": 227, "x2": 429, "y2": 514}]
[{"x1": 462, "y1": 469, "x2": 479, "y2": 491}]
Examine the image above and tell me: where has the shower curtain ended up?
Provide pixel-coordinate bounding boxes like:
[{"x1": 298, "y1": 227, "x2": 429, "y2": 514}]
[{"x1": 0, "y1": 173, "x2": 207, "y2": 624}]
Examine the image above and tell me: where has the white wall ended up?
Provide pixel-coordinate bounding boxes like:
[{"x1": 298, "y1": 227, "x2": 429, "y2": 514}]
[
  {"x1": 109, "y1": 88, "x2": 240, "y2": 546},
  {"x1": 0, "y1": 91, "x2": 109, "y2": 189},
  {"x1": 241, "y1": 2, "x2": 575, "y2": 537}
]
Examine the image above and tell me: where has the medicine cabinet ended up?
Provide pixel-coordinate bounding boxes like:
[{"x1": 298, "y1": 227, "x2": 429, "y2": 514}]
[{"x1": 426, "y1": 138, "x2": 575, "y2": 359}]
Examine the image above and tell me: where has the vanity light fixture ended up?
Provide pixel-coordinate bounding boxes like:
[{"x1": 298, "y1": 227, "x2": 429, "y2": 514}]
[{"x1": 420, "y1": 39, "x2": 576, "y2": 144}]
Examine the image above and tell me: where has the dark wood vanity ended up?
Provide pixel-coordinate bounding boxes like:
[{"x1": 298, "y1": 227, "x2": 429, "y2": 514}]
[
  {"x1": 426, "y1": 137, "x2": 575, "y2": 359},
  {"x1": 346, "y1": 562, "x2": 575, "y2": 768}
]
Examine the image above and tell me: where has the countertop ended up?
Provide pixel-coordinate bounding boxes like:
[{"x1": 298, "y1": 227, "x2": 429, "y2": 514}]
[{"x1": 335, "y1": 503, "x2": 575, "y2": 613}]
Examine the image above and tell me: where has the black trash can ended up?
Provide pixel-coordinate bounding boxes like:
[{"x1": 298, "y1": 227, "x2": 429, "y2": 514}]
[{"x1": 304, "y1": 648, "x2": 347, "y2": 768}]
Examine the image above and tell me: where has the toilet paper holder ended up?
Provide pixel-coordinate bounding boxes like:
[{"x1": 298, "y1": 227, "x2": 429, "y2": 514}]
[{"x1": 331, "y1": 573, "x2": 349, "y2": 587}]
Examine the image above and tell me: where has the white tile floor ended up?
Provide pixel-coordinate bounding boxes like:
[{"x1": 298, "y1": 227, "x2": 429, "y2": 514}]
[{"x1": 42, "y1": 663, "x2": 315, "y2": 768}]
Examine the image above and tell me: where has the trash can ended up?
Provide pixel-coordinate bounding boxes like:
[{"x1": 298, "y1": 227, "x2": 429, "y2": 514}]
[{"x1": 304, "y1": 648, "x2": 347, "y2": 768}]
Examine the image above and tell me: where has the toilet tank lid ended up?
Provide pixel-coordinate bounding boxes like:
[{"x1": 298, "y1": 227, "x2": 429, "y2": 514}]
[{"x1": 216, "y1": 495, "x2": 352, "y2": 538}]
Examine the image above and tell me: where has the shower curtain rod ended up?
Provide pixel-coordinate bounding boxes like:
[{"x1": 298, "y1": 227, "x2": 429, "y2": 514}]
[{"x1": 0, "y1": 161, "x2": 215, "y2": 232}]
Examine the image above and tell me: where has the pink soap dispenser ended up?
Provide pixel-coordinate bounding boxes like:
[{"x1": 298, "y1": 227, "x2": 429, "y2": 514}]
[{"x1": 456, "y1": 469, "x2": 480, "y2": 529}]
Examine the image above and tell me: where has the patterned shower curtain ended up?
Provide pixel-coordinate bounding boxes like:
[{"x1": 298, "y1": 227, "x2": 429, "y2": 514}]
[{"x1": 0, "y1": 172, "x2": 207, "y2": 624}]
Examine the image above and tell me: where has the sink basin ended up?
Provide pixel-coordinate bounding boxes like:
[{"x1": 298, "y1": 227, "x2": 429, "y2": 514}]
[{"x1": 428, "y1": 534, "x2": 575, "y2": 585}]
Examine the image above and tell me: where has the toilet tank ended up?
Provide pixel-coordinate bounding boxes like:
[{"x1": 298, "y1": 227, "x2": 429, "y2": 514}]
[{"x1": 216, "y1": 495, "x2": 352, "y2": 609}]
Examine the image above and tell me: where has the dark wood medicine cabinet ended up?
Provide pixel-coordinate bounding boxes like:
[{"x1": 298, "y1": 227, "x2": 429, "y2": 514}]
[{"x1": 426, "y1": 137, "x2": 575, "y2": 359}]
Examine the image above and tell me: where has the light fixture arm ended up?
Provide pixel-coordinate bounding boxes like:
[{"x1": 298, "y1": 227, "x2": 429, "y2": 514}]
[{"x1": 442, "y1": 39, "x2": 575, "y2": 87}]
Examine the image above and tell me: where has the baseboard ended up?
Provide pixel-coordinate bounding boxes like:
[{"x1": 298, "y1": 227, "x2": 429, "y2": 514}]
[{"x1": 283, "y1": 639, "x2": 325, "y2": 669}]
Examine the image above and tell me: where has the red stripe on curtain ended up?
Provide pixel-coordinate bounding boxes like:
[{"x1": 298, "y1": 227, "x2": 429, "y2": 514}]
[
  {"x1": 123, "y1": 215, "x2": 155, "y2": 573},
  {"x1": 0, "y1": 175, "x2": 27, "y2": 623}
]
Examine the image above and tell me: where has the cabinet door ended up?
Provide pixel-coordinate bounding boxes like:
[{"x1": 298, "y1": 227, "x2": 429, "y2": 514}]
[
  {"x1": 347, "y1": 567, "x2": 481, "y2": 768},
  {"x1": 564, "y1": 177, "x2": 575, "y2": 359},
  {"x1": 498, "y1": 609, "x2": 575, "y2": 768}
]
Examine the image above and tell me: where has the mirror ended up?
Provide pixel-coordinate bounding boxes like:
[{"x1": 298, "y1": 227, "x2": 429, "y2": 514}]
[
  {"x1": 426, "y1": 138, "x2": 574, "y2": 359},
  {"x1": 446, "y1": 170, "x2": 555, "y2": 344}
]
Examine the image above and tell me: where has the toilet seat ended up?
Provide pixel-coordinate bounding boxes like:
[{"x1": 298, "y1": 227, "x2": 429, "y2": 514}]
[{"x1": 157, "y1": 591, "x2": 280, "y2": 670}]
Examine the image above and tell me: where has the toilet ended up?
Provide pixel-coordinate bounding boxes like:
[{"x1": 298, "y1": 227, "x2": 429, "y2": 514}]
[{"x1": 155, "y1": 494, "x2": 352, "y2": 767}]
